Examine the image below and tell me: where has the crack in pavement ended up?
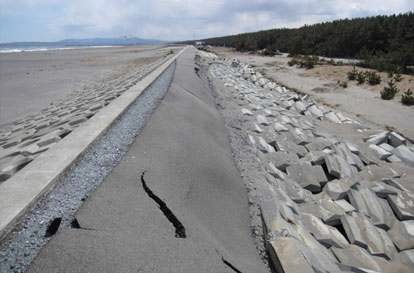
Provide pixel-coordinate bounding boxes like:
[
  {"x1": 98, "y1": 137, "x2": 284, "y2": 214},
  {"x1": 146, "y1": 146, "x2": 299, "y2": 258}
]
[
  {"x1": 222, "y1": 257, "x2": 242, "y2": 273},
  {"x1": 44, "y1": 218, "x2": 62, "y2": 238},
  {"x1": 140, "y1": 171, "x2": 187, "y2": 238},
  {"x1": 70, "y1": 218, "x2": 95, "y2": 231}
]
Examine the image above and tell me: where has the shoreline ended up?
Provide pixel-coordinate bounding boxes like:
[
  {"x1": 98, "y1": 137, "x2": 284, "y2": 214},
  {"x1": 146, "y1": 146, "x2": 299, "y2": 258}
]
[{"x1": 0, "y1": 45, "x2": 119, "y2": 54}]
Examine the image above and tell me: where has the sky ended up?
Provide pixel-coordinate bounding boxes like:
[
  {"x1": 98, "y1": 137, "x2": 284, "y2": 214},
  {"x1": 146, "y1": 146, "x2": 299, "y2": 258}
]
[{"x1": 0, "y1": 0, "x2": 413, "y2": 43}]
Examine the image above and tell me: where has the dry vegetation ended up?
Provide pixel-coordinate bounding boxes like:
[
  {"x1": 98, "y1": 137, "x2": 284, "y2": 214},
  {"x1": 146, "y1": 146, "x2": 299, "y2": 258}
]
[
  {"x1": 303, "y1": 65, "x2": 414, "y2": 94},
  {"x1": 212, "y1": 46, "x2": 414, "y2": 105}
]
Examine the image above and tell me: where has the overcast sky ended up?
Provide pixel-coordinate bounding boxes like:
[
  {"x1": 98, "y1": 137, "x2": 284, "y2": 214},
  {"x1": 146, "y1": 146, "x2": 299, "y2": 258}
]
[{"x1": 0, "y1": 0, "x2": 412, "y2": 43}]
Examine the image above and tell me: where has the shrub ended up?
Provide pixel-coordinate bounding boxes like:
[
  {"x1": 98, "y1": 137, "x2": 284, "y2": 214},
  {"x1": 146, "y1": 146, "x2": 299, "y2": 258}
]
[
  {"x1": 393, "y1": 73, "x2": 403, "y2": 82},
  {"x1": 381, "y1": 80, "x2": 399, "y2": 100},
  {"x1": 338, "y1": 80, "x2": 348, "y2": 88},
  {"x1": 310, "y1": 56, "x2": 320, "y2": 67},
  {"x1": 298, "y1": 55, "x2": 318, "y2": 69},
  {"x1": 388, "y1": 70, "x2": 403, "y2": 82},
  {"x1": 303, "y1": 58, "x2": 315, "y2": 69},
  {"x1": 347, "y1": 66, "x2": 358, "y2": 81},
  {"x1": 259, "y1": 48, "x2": 276, "y2": 56},
  {"x1": 288, "y1": 55, "x2": 319, "y2": 69},
  {"x1": 401, "y1": 89, "x2": 414, "y2": 105},
  {"x1": 366, "y1": 71, "x2": 382, "y2": 85},
  {"x1": 288, "y1": 58, "x2": 298, "y2": 66},
  {"x1": 356, "y1": 71, "x2": 366, "y2": 84}
]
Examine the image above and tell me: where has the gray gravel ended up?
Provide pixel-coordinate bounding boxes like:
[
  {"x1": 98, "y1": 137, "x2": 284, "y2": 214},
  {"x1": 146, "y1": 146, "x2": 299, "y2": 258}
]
[{"x1": 0, "y1": 62, "x2": 175, "y2": 273}]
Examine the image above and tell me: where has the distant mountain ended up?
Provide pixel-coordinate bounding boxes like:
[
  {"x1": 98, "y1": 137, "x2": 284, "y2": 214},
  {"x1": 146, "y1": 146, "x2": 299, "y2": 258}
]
[{"x1": 0, "y1": 37, "x2": 164, "y2": 48}]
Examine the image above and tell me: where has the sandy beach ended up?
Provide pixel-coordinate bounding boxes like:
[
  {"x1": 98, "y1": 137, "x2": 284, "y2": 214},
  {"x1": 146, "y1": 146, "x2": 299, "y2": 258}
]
[{"x1": 0, "y1": 45, "x2": 170, "y2": 126}]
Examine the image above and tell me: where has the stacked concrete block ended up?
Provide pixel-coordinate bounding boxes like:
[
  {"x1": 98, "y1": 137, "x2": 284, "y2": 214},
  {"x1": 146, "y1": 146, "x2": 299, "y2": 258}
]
[
  {"x1": 324, "y1": 179, "x2": 350, "y2": 200},
  {"x1": 0, "y1": 56, "x2": 170, "y2": 183},
  {"x1": 267, "y1": 152, "x2": 299, "y2": 171},
  {"x1": 205, "y1": 55, "x2": 414, "y2": 272},
  {"x1": 388, "y1": 221, "x2": 414, "y2": 251},
  {"x1": 257, "y1": 137, "x2": 275, "y2": 153},
  {"x1": 205, "y1": 54, "x2": 414, "y2": 265},
  {"x1": 364, "y1": 131, "x2": 414, "y2": 166},
  {"x1": 331, "y1": 245, "x2": 383, "y2": 272},
  {"x1": 341, "y1": 213, "x2": 397, "y2": 259},
  {"x1": 393, "y1": 145, "x2": 414, "y2": 167},
  {"x1": 286, "y1": 163, "x2": 327, "y2": 193},
  {"x1": 0, "y1": 154, "x2": 34, "y2": 182},
  {"x1": 324, "y1": 154, "x2": 358, "y2": 179},
  {"x1": 301, "y1": 213, "x2": 349, "y2": 248},
  {"x1": 386, "y1": 192, "x2": 414, "y2": 221},
  {"x1": 347, "y1": 187, "x2": 395, "y2": 230}
]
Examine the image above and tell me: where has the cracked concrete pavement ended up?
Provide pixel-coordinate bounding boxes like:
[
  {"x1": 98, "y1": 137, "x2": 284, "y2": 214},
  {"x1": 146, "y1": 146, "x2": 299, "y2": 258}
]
[{"x1": 28, "y1": 47, "x2": 269, "y2": 273}]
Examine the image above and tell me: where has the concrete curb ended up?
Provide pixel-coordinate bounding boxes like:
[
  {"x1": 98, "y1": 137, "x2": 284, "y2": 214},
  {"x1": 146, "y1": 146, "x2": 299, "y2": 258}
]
[{"x1": 0, "y1": 46, "x2": 188, "y2": 242}]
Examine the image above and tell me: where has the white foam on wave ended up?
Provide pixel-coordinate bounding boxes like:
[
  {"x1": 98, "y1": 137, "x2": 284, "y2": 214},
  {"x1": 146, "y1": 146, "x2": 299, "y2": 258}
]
[
  {"x1": 0, "y1": 45, "x2": 116, "y2": 54},
  {"x1": 0, "y1": 49, "x2": 23, "y2": 53}
]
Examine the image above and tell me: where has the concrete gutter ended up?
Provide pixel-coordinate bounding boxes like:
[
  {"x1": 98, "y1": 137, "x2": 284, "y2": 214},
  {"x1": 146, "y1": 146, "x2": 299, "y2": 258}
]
[{"x1": 0, "y1": 46, "x2": 187, "y2": 242}]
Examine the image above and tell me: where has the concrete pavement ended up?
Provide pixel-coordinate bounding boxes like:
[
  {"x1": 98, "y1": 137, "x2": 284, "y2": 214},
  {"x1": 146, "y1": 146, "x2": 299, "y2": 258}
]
[{"x1": 29, "y1": 47, "x2": 269, "y2": 272}]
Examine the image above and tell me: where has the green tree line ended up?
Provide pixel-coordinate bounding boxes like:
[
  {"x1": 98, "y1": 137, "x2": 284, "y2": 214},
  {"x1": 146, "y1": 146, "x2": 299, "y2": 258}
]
[{"x1": 200, "y1": 13, "x2": 414, "y2": 73}]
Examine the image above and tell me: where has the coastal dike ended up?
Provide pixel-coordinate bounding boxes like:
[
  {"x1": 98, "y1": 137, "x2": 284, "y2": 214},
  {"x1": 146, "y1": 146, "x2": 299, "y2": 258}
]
[{"x1": 1, "y1": 46, "x2": 414, "y2": 272}]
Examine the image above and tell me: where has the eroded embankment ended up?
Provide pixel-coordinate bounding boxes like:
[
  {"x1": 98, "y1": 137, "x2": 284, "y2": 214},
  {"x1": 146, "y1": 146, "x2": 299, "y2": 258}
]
[{"x1": 199, "y1": 51, "x2": 414, "y2": 273}]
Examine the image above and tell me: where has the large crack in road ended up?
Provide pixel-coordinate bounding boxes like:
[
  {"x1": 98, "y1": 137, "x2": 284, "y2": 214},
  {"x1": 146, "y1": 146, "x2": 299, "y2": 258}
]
[{"x1": 141, "y1": 171, "x2": 187, "y2": 239}]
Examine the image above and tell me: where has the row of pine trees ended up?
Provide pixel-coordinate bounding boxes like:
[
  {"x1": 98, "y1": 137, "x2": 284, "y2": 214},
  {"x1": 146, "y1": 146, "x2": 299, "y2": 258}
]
[{"x1": 202, "y1": 13, "x2": 414, "y2": 73}]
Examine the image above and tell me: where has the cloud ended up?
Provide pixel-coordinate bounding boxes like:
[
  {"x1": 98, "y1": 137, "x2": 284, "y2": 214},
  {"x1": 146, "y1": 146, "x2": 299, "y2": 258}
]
[{"x1": 0, "y1": 0, "x2": 412, "y2": 42}]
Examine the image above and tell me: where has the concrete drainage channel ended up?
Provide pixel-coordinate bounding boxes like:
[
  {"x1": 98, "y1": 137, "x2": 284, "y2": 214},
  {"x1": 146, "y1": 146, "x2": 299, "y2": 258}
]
[{"x1": 0, "y1": 62, "x2": 176, "y2": 272}]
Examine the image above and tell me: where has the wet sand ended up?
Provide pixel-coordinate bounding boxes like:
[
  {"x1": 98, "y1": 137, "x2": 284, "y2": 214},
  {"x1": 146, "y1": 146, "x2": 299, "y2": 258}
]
[{"x1": 0, "y1": 45, "x2": 170, "y2": 125}]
